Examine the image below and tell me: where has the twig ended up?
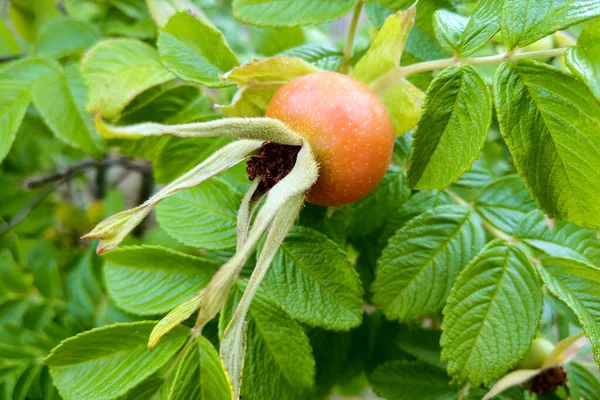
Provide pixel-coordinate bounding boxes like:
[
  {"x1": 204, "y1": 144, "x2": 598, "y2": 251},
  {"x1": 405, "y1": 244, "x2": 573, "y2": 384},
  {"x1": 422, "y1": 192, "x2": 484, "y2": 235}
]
[
  {"x1": 24, "y1": 158, "x2": 149, "y2": 189},
  {"x1": 369, "y1": 47, "x2": 569, "y2": 93},
  {"x1": 0, "y1": 54, "x2": 23, "y2": 63},
  {"x1": 0, "y1": 180, "x2": 64, "y2": 236},
  {"x1": 340, "y1": 0, "x2": 364, "y2": 74}
]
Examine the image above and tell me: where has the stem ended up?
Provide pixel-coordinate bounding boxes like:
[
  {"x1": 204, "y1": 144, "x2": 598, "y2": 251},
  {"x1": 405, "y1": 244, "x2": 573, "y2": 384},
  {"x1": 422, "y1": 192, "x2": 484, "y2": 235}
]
[
  {"x1": 447, "y1": 190, "x2": 515, "y2": 243},
  {"x1": 340, "y1": 0, "x2": 364, "y2": 74},
  {"x1": 369, "y1": 47, "x2": 569, "y2": 93}
]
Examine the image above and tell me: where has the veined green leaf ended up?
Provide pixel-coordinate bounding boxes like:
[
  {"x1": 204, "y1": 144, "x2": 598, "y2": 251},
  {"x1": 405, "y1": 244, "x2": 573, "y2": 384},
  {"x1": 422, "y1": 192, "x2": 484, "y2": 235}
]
[
  {"x1": 233, "y1": 0, "x2": 358, "y2": 27},
  {"x1": 515, "y1": 210, "x2": 600, "y2": 264},
  {"x1": 353, "y1": 6, "x2": 423, "y2": 136},
  {"x1": 501, "y1": 0, "x2": 600, "y2": 48},
  {"x1": 104, "y1": 245, "x2": 218, "y2": 315},
  {"x1": 35, "y1": 16, "x2": 100, "y2": 59},
  {"x1": 250, "y1": 26, "x2": 305, "y2": 56},
  {"x1": 567, "y1": 361, "x2": 600, "y2": 400},
  {"x1": 493, "y1": 60, "x2": 600, "y2": 228},
  {"x1": 441, "y1": 240, "x2": 543, "y2": 386},
  {"x1": 0, "y1": 57, "x2": 59, "y2": 164},
  {"x1": 281, "y1": 44, "x2": 343, "y2": 71},
  {"x1": 538, "y1": 261, "x2": 600, "y2": 366},
  {"x1": 433, "y1": 9, "x2": 468, "y2": 54},
  {"x1": 146, "y1": 0, "x2": 203, "y2": 27},
  {"x1": 169, "y1": 336, "x2": 230, "y2": 400},
  {"x1": 154, "y1": 136, "x2": 231, "y2": 184},
  {"x1": 0, "y1": 19, "x2": 19, "y2": 56},
  {"x1": 219, "y1": 56, "x2": 318, "y2": 117},
  {"x1": 364, "y1": 0, "x2": 414, "y2": 29},
  {"x1": 241, "y1": 288, "x2": 315, "y2": 400},
  {"x1": 45, "y1": 322, "x2": 189, "y2": 400},
  {"x1": 566, "y1": 19, "x2": 600, "y2": 100},
  {"x1": 32, "y1": 63, "x2": 105, "y2": 156},
  {"x1": 353, "y1": 5, "x2": 415, "y2": 84},
  {"x1": 222, "y1": 56, "x2": 319, "y2": 85},
  {"x1": 407, "y1": 66, "x2": 491, "y2": 189},
  {"x1": 219, "y1": 85, "x2": 280, "y2": 118},
  {"x1": 158, "y1": 12, "x2": 239, "y2": 87},
  {"x1": 156, "y1": 178, "x2": 243, "y2": 250},
  {"x1": 434, "y1": 0, "x2": 503, "y2": 57},
  {"x1": 475, "y1": 175, "x2": 536, "y2": 233},
  {"x1": 373, "y1": 205, "x2": 486, "y2": 321},
  {"x1": 81, "y1": 38, "x2": 175, "y2": 119},
  {"x1": 369, "y1": 360, "x2": 457, "y2": 400},
  {"x1": 342, "y1": 167, "x2": 411, "y2": 237},
  {"x1": 148, "y1": 293, "x2": 203, "y2": 349},
  {"x1": 262, "y1": 226, "x2": 363, "y2": 330}
]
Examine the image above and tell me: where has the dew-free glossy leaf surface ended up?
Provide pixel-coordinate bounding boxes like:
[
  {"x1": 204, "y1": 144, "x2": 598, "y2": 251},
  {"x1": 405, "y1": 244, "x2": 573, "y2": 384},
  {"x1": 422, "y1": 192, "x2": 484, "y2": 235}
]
[
  {"x1": 407, "y1": 66, "x2": 491, "y2": 189},
  {"x1": 494, "y1": 60, "x2": 600, "y2": 228},
  {"x1": 156, "y1": 178, "x2": 243, "y2": 250},
  {"x1": 233, "y1": 0, "x2": 357, "y2": 27},
  {"x1": 441, "y1": 241, "x2": 543, "y2": 385},
  {"x1": 262, "y1": 226, "x2": 363, "y2": 330},
  {"x1": 104, "y1": 246, "x2": 218, "y2": 315},
  {"x1": 158, "y1": 12, "x2": 239, "y2": 87},
  {"x1": 46, "y1": 322, "x2": 188, "y2": 400},
  {"x1": 373, "y1": 205, "x2": 486, "y2": 321}
]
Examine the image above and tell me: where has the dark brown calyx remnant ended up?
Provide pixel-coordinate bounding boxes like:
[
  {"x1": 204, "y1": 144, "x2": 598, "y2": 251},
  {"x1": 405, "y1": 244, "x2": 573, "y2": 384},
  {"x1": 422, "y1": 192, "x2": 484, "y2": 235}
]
[
  {"x1": 246, "y1": 142, "x2": 302, "y2": 192},
  {"x1": 526, "y1": 366, "x2": 568, "y2": 395}
]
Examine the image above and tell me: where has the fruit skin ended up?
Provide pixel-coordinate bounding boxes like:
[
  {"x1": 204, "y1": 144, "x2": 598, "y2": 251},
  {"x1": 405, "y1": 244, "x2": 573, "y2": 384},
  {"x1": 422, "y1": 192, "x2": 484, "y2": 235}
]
[
  {"x1": 517, "y1": 337, "x2": 555, "y2": 370},
  {"x1": 266, "y1": 71, "x2": 394, "y2": 206}
]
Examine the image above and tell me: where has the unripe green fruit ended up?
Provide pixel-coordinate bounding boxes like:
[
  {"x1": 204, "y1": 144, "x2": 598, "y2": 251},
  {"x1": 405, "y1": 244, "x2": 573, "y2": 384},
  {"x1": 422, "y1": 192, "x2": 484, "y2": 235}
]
[{"x1": 517, "y1": 337, "x2": 555, "y2": 369}]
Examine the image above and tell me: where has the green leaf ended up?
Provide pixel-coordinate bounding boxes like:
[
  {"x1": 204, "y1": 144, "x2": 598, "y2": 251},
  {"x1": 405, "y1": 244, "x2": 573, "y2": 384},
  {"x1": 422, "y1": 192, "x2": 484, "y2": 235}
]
[
  {"x1": 158, "y1": 12, "x2": 239, "y2": 87},
  {"x1": 352, "y1": 6, "x2": 423, "y2": 136},
  {"x1": 373, "y1": 205, "x2": 486, "y2": 321},
  {"x1": 342, "y1": 167, "x2": 411, "y2": 237},
  {"x1": 566, "y1": 19, "x2": 600, "y2": 100},
  {"x1": 567, "y1": 362, "x2": 600, "y2": 400},
  {"x1": 104, "y1": 245, "x2": 219, "y2": 315},
  {"x1": 493, "y1": 60, "x2": 600, "y2": 228},
  {"x1": 407, "y1": 66, "x2": 491, "y2": 189},
  {"x1": 262, "y1": 226, "x2": 363, "y2": 330},
  {"x1": 0, "y1": 19, "x2": 19, "y2": 56},
  {"x1": 475, "y1": 175, "x2": 536, "y2": 233},
  {"x1": 154, "y1": 137, "x2": 231, "y2": 184},
  {"x1": 433, "y1": 9, "x2": 468, "y2": 54},
  {"x1": 353, "y1": 6, "x2": 415, "y2": 84},
  {"x1": 365, "y1": 0, "x2": 413, "y2": 29},
  {"x1": 219, "y1": 85, "x2": 280, "y2": 118},
  {"x1": 434, "y1": 0, "x2": 502, "y2": 57},
  {"x1": 34, "y1": 16, "x2": 100, "y2": 59},
  {"x1": 441, "y1": 240, "x2": 543, "y2": 386},
  {"x1": 46, "y1": 321, "x2": 189, "y2": 400},
  {"x1": 250, "y1": 26, "x2": 305, "y2": 56},
  {"x1": 515, "y1": 210, "x2": 600, "y2": 264},
  {"x1": 233, "y1": 0, "x2": 358, "y2": 27},
  {"x1": 0, "y1": 58, "x2": 59, "y2": 164},
  {"x1": 81, "y1": 38, "x2": 175, "y2": 119},
  {"x1": 369, "y1": 360, "x2": 457, "y2": 400},
  {"x1": 156, "y1": 178, "x2": 243, "y2": 250},
  {"x1": 242, "y1": 288, "x2": 315, "y2": 400},
  {"x1": 395, "y1": 326, "x2": 444, "y2": 369},
  {"x1": 281, "y1": 44, "x2": 343, "y2": 71},
  {"x1": 501, "y1": 0, "x2": 600, "y2": 48},
  {"x1": 169, "y1": 336, "x2": 230, "y2": 400},
  {"x1": 31, "y1": 63, "x2": 105, "y2": 156},
  {"x1": 146, "y1": 0, "x2": 203, "y2": 27},
  {"x1": 222, "y1": 56, "x2": 319, "y2": 85},
  {"x1": 219, "y1": 56, "x2": 318, "y2": 117},
  {"x1": 538, "y1": 260, "x2": 600, "y2": 366},
  {"x1": 149, "y1": 292, "x2": 203, "y2": 349},
  {"x1": 378, "y1": 79, "x2": 424, "y2": 136}
]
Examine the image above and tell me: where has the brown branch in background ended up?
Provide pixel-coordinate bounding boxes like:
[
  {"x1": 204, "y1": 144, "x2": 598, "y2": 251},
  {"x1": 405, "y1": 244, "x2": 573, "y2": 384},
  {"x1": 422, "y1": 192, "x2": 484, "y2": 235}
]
[{"x1": 0, "y1": 157, "x2": 151, "y2": 237}]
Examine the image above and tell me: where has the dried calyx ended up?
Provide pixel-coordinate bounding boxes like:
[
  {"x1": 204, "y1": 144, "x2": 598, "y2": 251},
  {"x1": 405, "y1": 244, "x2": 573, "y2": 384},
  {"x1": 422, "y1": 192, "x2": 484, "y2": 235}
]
[
  {"x1": 246, "y1": 142, "x2": 302, "y2": 192},
  {"x1": 526, "y1": 366, "x2": 567, "y2": 395}
]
